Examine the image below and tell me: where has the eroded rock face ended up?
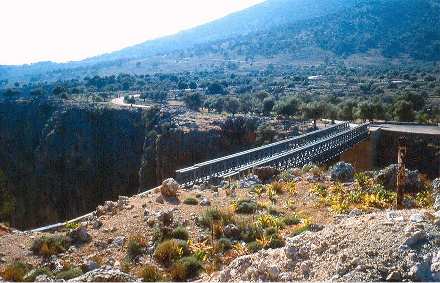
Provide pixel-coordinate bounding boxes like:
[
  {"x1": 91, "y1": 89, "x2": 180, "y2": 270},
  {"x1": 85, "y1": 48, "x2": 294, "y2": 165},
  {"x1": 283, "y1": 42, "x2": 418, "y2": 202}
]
[{"x1": 0, "y1": 102, "x2": 259, "y2": 229}]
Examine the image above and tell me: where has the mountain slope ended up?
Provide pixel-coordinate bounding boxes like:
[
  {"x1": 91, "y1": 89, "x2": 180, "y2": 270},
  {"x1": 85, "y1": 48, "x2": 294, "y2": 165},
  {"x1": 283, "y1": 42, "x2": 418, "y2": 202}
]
[
  {"x1": 1, "y1": 0, "x2": 439, "y2": 82},
  {"x1": 184, "y1": 0, "x2": 440, "y2": 61},
  {"x1": 90, "y1": 0, "x2": 357, "y2": 62}
]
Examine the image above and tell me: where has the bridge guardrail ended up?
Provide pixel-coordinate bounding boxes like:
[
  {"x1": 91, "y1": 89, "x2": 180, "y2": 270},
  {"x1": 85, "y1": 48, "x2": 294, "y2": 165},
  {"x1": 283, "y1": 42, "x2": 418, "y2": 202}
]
[{"x1": 175, "y1": 122, "x2": 360, "y2": 184}]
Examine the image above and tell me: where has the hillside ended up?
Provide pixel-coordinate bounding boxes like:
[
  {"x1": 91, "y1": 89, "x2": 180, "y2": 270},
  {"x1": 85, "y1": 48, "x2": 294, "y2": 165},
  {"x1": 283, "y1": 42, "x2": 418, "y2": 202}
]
[
  {"x1": 0, "y1": 0, "x2": 439, "y2": 81},
  {"x1": 193, "y1": 0, "x2": 440, "y2": 61}
]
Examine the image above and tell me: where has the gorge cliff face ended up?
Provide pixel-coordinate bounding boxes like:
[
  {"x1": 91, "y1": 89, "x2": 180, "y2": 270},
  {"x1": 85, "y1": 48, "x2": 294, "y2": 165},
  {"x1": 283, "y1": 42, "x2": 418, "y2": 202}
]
[{"x1": 0, "y1": 100, "x2": 257, "y2": 229}]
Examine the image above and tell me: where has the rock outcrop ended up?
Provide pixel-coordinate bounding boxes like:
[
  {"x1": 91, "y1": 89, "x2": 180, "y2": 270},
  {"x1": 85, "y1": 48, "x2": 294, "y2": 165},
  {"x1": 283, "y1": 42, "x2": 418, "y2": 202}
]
[
  {"x1": 69, "y1": 268, "x2": 136, "y2": 282},
  {"x1": 213, "y1": 209, "x2": 440, "y2": 282}
]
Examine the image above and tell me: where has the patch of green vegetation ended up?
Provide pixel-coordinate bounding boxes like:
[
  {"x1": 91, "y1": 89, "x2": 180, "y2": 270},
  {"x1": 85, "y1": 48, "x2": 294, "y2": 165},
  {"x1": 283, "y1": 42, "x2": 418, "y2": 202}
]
[
  {"x1": 198, "y1": 208, "x2": 235, "y2": 228},
  {"x1": 235, "y1": 199, "x2": 257, "y2": 214},
  {"x1": 55, "y1": 267, "x2": 83, "y2": 280},
  {"x1": 170, "y1": 256, "x2": 203, "y2": 281},
  {"x1": 140, "y1": 264, "x2": 164, "y2": 282},
  {"x1": 171, "y1": 226, "x2": 189, "y2": 241},
  {"x1": 183, "y1": 197, "x2": 198, "y2": 205},
  {"x1": 127, "y1": 235, "x2": 147, "y2": 260},
  {"x1": 154, "y1": 239, "x2": 189, "y2": 266},
  {"x1": 31, "y1": 235, "x2": 71, "y2": 257},
  {"x1": 1, "y1": 261, "x2": 31, "y2": 282}
]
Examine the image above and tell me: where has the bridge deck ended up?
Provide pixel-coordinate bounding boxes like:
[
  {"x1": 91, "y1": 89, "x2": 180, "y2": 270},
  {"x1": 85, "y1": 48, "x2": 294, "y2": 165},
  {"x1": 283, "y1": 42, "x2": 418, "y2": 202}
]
[{"x1": 176, "y1": 122, "x2": 370, "y2": 185}]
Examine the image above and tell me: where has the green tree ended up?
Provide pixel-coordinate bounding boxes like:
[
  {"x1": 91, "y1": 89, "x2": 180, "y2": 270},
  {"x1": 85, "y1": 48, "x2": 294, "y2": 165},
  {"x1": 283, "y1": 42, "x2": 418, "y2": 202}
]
[
  {"x1": 302, "y1": 102, "x2": 325, "y2": 128},
  {"x1": 224, "y1": 97, "x2": 241, "y2": 115},
  {"x1": 262, "y1": 97, "x2": 275, "y2": 116},
  {"x1": 183, "y1": 92, "x2": 203, "y2": 111},
  {"x1": 275, "y1": 96, "x2": 299, "y2": 117},
  {"x1": 393, "y1": 101, "x2": 415, "y2": 122}
]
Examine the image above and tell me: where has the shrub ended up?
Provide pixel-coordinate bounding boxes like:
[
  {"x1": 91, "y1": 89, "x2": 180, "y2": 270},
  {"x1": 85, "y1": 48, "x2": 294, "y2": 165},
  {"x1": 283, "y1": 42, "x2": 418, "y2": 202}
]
[
  {"x1": 1, "y1": 261, "x2": 31, "y2": 282},
  {"x1": 171, "y1": 226, "x2": 189, "y2": 241},
  {"x1": 279, "y1": 169, "x2": 296, "y2": 182},
  {"x1": 247, "y1": 241, "x2": 262, "y2": 253},
  {"x1": 256, "y1": 214, "x2": 279, "y2": 229},
  {"x1": 23, "y1": 267, "x2": 53, "y2": 282},
  {"x1": 31, "y1": 235, "x2": 71, "y2": 257},
  {"x1": 183, "y1": 197, "x2": 198, "y2": 205},
  {"x1": 198, "y1": 208, "x2": 234, "y2": 228},
  {"x1": 140, "y1": 264, "x2": 164, "y2": 282},
  {"x1": 310, "y1": 184, "x2": 327, "y2": 199},
  {"x1": 270, "y1": 181, "x2": 285, "y2": 195},
  {"x1": 170, "y1": 256, "x2": 203, "y2": 281},
  {"x1": 55, "y1": 267, "x2": 83, "y2": 280},
  {"x1": 127, "y1": 235, "x2": 147, "y2": 260},
  {"x1": 268, "y1": 206, "x2": 282, "y2": 216},
  {"x1": 281, "y1": 214, "x2": 301, "y2": 226},
  {"x1": 416, "y1": 190, "x2": 434, "y2": 208},
  {"x1": 152, "y1": 226, "x2": 173, "y2": 244},
  {"x1": 154, "y1": 239, "x2": 189, "y2": 266},
  {"x1": 216, "y1": 237, "x2": 232, "y2": 253},
  {"x1": 237, "y1": 221, "x2": 264, "y2": 242},
  {"x1": 235, "y1": 199, "x2": 257, "y2": 214},
  {"x1": 268, "y1": 234, "x2": 285, "y2": 249},
  {"x1": 291, "y1": 220, "x2": 312, "y2": 237}
]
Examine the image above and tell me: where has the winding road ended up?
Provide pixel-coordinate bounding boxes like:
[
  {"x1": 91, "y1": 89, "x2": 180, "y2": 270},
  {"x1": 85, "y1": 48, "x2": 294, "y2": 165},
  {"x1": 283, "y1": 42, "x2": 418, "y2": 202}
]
[{"x1": 110, "y1": 94, "x2": 152, "y2": 109}]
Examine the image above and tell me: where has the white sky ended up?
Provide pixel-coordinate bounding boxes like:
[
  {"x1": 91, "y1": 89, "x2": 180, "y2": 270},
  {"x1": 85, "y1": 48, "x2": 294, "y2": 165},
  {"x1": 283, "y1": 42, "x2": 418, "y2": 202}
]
[{"x1": 0, "y1": 0, "x2": 264, "y2": 65}]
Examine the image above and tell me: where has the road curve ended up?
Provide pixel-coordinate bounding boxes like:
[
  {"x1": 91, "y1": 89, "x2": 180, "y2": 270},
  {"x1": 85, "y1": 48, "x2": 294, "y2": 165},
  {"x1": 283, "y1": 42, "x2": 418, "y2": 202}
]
[{"x1": 110, "y1": 94, "x2": 151, "y2": 109}]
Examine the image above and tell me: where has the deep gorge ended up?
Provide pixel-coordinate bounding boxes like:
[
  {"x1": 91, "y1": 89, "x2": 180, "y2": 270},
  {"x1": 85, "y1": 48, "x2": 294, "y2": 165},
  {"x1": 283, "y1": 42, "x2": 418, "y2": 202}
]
[{"x1": 0, "y1": 100, "x2": 257, "y2": 229}]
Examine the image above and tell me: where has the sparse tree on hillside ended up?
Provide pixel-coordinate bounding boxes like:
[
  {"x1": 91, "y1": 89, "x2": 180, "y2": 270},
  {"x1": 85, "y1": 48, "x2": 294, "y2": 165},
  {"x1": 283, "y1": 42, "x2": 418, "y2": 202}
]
[
  {"x1": 393, "y1": 100, "x2": 415, "y2": 122},
  {"x1": 302, "y1": 102, "x2": 326, "y2": 128}
]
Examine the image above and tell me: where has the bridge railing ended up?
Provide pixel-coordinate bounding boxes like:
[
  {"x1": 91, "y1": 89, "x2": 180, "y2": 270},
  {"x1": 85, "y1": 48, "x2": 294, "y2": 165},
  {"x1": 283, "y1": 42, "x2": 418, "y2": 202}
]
[{"x1": 176, "y1": 122, "x2": 351, "y2": 184}]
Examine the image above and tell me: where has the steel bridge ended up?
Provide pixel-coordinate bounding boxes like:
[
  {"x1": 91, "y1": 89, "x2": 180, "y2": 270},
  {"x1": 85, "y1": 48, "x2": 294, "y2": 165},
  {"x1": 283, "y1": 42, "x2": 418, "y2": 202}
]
[{"x1": 176, "y1": 122, "x2": 370, "y2": 185}]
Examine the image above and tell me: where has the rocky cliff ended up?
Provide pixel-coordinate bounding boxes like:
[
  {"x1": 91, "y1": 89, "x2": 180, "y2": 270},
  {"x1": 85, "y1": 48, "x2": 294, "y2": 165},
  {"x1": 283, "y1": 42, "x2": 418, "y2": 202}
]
[{"x1": 0, "y1": 100, "x2": 257, "y2": 229}]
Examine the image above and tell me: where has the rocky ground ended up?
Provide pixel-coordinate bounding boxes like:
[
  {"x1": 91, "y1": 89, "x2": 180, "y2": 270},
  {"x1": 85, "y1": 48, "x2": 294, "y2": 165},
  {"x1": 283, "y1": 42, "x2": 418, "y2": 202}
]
[
  {"x1": 214, "y1": 209, "x2": 440, "y2": 282},
  {"x1": 0, "y1": 163, "x2": 438, "y2": 282}
]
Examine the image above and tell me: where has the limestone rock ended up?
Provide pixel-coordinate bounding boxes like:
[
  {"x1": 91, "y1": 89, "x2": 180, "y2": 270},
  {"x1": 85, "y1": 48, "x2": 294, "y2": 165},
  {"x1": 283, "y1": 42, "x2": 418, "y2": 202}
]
[
  {"x1": 330, "y1": 162, "x2": 354, "y2": 182},
  {"x1": 68, "y1": 268, "x2": 137, "y2": 282},
  {"x1": 112, "y1": 236, "x2": 126, "y2": 247},
  {"x1": 374, "y1": 164, "x2": 422, "y2": 193},
  {"x1": 160, "y1": 178, "x2": 179, "y2": 197},
  {"x1": 157, "y1": 209, "x2": 173, "y2": 226},
  {"x1": 223, "y1": 224, "x2": 240, "y2": 239},
  {"x1": 252, "y1": 166, "x2": 279, "y2": 182},
  {"x1": 69, "y1": 225, "x2": 91, "y2": 244},
  {"x1": 200, "y1": 197, "x2": 211, "y2": 206}
]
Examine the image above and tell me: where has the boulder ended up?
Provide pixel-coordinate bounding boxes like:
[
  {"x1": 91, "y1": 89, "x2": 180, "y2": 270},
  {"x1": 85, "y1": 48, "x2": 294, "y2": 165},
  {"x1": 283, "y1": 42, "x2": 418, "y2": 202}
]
[
  {"x1": 374, "y1": 164, "x2": 422, "y2": 193},
  {"x1": 160, "y1": 178, "x2": 179, "y2": 197},
  {"x1": 200, "y1": 197, "x2": 211, "y2": 206},
  {"x1": 253, "y1": 166, "x2": 279, "y2": 182},
  {"x1": 112, "y1": 236, "x2": 126, "y2": 247},
  {"x1": 239, "y1": 175, "x2": 262, "y2": 188},
  {"x1": 157, "y1": 209, "x2": 173, "y2": 226},
  {"x1": 68, "y1": 268, "x2": 136, "y2": 282},
  {"x1": 330, "y1": 162, "x2": 355, "y2": 182},
  {"x1": 223, "y1": 224, "x2": 241, "y2": 239},
  {"x1": 69, "y1": 225, "x2": 91, "y2": 244}
]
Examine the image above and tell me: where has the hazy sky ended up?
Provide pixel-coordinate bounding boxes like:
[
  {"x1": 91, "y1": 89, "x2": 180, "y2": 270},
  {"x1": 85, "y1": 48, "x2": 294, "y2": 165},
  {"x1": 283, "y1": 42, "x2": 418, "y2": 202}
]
[{"x1": 0, "y1": 0, "x2": 264, "y2": 65}]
